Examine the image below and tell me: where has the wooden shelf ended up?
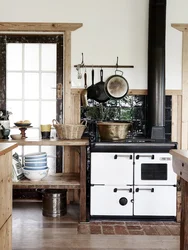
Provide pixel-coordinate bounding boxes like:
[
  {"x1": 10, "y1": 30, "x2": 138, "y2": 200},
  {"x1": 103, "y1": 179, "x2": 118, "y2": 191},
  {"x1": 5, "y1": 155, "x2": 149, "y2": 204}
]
[
  {"x1": 0, "y1": 138, "x2": 89, "y2": 146},
  {"x1": 13, "y1": 173, "x2": 80, "y2": 190},
  {"x1": 0, "y1": 137, "x2": 88, "y2": 222}
]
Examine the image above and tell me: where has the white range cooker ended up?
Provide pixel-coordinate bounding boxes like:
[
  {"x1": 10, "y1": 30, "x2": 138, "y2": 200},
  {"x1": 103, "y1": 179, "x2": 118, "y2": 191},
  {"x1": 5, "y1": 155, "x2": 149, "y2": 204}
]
[{"x1": 90, "y1": 140, "x2": 177, "y2": 219}]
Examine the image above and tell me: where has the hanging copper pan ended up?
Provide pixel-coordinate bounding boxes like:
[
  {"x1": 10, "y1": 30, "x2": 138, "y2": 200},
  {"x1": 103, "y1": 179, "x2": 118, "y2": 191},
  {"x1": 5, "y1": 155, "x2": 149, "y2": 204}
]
[{"x1": 104, "y1": 69, "x2": 129, "y2": 100}]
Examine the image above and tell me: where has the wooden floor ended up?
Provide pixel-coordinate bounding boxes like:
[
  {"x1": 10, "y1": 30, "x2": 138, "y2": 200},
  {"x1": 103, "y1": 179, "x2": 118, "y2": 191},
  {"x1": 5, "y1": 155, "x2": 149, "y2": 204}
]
[{"x1": 12, "y1": 202, "x2": 180, "y2": 250}]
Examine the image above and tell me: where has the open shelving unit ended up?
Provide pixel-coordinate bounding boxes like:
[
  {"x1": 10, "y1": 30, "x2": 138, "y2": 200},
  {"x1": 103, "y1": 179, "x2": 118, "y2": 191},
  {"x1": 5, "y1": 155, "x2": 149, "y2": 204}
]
[{"x1": 1, "y1": 138, "x2": 89, "y2": 222}]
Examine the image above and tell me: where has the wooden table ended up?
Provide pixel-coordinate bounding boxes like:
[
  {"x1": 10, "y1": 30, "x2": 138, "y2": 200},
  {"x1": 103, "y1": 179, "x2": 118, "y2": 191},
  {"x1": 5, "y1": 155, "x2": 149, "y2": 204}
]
[
  {"x1": 0, "y1": 138, "x2": 89, "y2": 222},
  {"x1": 170, "y1": 149, "x2": 188, "y2": 250}
]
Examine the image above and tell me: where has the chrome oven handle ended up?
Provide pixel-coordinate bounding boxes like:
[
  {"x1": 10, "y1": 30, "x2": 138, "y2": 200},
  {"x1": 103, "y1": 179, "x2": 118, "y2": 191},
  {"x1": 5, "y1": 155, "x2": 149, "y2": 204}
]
[
  {"x1": 114, "y1": 154, "x2": 132, "y2": 160},
  {"x1": 135, "y1": 188, "x2": 154, "y2": 193},
  {"x1": 136, "y1": 154, "x2": 154, "y2": 160},
  {"x1": 114, "y1": 188, "x2": 132, "y2": 193}
]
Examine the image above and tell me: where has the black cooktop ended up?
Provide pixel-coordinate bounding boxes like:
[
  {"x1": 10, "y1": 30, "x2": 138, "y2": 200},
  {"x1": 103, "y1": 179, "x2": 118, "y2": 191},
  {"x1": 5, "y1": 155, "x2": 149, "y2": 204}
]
[{"x1": 90, "y1": 137, "x2": 178, "y2": 153}]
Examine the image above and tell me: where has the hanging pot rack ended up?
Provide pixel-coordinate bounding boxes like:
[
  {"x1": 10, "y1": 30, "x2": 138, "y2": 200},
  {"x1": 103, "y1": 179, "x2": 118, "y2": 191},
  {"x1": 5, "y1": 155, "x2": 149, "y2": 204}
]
[{"x1": 74, "y1": 54, "x2": 134, "y2": 69}]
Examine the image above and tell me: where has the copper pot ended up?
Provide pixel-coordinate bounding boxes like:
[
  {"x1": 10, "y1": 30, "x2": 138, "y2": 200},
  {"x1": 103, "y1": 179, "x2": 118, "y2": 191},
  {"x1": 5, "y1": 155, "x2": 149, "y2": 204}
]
[{"x1": 97, "y1": 121, "x2": 131, "y2": 141}]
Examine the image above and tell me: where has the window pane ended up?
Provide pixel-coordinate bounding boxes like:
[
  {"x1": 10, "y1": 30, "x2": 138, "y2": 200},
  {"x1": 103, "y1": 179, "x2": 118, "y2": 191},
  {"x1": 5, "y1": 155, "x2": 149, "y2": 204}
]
[
  {"x1": 41, "y1": 146, "x2": 56, "y2": 156},
  {"x1": 47, "y1": 157, "x2": 56, "y2": 175},
  {"x1": 41, "y1": 44, "x2": 56, "y2": 71},
  {"x1": 24, "y1": 73, "x2": 39, "y2": 99},
  {"x1": 41, "y1": 73, "x2": 56, "y2": 99},
  {"x1": 24, "y1": 101, "x2": 39, "y2": 127},
  {"x1": 11, "y1": 128, "x2": 21, "y2": 134},
  {"x1": 7, "y1": 44, "x2": 22, "y2": 71},
  {"x1": 12, "y1": 146, "x2": 22, "y2": 156},
  {"x1": 25, "y1": 128, "x2": 39, "y2": 138},
  {"x1": 41, "y1": 101, "x2": 56, "y2": 124},
  {"x1": 23, "y1": 146, "x2": 40, "y2": 155},
  {"x1": 6, "y1": 73, "x2": 22, "y2": 99},
  {"x1": 24, "y1": 44, "x2": 39, "y2": 71},
  {"x1": 6, "y1": 101, "x2": 22, "y2": 127}
]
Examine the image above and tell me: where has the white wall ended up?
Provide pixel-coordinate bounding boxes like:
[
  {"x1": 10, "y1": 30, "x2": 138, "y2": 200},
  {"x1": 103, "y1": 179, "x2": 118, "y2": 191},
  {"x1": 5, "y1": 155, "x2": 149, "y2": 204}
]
[{"x1": 0, "y1": 0, "x2": 187, "y2": 90}]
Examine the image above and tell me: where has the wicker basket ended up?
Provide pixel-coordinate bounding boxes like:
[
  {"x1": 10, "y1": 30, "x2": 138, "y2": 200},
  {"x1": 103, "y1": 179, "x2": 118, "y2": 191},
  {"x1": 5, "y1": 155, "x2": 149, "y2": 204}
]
[{"x1": 52, "y1": 119, "x2": 87, "y2": 140}]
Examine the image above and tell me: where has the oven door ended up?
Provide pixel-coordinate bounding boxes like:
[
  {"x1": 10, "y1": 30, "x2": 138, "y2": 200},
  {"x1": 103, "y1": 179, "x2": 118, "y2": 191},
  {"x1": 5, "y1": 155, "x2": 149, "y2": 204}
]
[
  {"x1": 133, "y1": 185, "x2": 176, "y2": 216},
  {"x1": 91, "y1": 152, "x2": 133, "y2": 185},
  {"x1": 134, "y1": 153, "x2": 176, "y2": 185},
  {"x1": 90, "y1": 185, "x2": 133, "y2": 216}
]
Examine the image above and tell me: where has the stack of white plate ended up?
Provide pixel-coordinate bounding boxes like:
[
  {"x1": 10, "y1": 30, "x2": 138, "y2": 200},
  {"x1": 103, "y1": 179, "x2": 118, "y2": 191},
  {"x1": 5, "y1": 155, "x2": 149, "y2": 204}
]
[{"x1": 23, "y1": 152, "x2": 49, "y2": 181}]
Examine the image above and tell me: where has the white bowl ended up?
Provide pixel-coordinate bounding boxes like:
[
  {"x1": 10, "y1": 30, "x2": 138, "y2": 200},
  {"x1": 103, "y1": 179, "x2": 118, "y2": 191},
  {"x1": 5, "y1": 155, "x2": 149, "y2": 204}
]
[
  {"x1": 24, "y1": 161, "x2": 47, "y2": 167},
  {"x1": 23, "y1": 167, "x2": 49, "y2": 181},
  {"x1": 24, "y1": 152, "x2": 47, "y2": 159},
  {"x1": 24, "y1": 166, "x2": 48, "y2": 170},
  {"x1": 11, "y1": 134, "x2": 22, "y2": 140},
  {"x1": 24, "y1": 156, "x2": 47, "y2": 162}
]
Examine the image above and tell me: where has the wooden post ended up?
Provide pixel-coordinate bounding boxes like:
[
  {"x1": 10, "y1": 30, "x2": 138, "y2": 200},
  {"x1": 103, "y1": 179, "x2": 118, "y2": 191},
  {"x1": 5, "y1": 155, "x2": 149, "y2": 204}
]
[
  {"x1": 180, "y1": 179, "x2": 188, "y2": 249},
  {"x1": 172, "y1": 24, "x2": 188, "y2": 150},
  {"x1": 80, "y1": 146, "x2": 87, "y2": 222}
]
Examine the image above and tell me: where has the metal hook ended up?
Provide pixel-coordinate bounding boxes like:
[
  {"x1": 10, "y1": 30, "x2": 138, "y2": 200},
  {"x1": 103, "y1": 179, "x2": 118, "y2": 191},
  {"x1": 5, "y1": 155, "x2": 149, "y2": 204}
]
[
  {"x1": 115, "y1": 57, "x2": 123, "y2": 75},
  {"x1": 116, "y1": 56, "x2": 119, "y2": 69},
  {"x1": 76, "y1": 53, "x2": 85, "y2": 79},
  {"x1": 81, "y1": 53, "x2": 84, "y2": 66}
]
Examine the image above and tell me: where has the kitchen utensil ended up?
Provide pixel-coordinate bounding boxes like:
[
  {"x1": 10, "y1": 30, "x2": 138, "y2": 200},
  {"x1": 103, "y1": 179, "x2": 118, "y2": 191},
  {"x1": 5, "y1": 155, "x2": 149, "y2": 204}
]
[
  {"x1": 10, "y1": 134, "x2": 22, "y2": 140},
  {"x1": 97, "y1": 121, "x2": 131, "y2": 141},
  {"x1": 104, "y1": 69, "x2": 129, "y2": 99},
  {"x1": 40, "y1": 124, "x2": 51, "y2": 139},
  {"x1": 24, "y1": 152, "x2": 47, "y2": 158},
  {"x1": 24, "y1": 161, "x2": 47, "y2": 167},
  {"x1": 92, "y1": 69, "x2": 109, "y2": 103},
  {"x1": 87, "y1": 68, "x2": 95, "y2": 100},
  {"x1": 81, "y1": 69, "x2": 88, "y2": 107},
  {"x1": 22, "y1": 167, "x2": 49, "y2": 181}
]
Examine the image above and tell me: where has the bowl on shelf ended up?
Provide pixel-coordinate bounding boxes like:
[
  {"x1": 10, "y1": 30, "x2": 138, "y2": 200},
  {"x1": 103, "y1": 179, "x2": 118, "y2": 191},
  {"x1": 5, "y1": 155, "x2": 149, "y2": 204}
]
[
  {"x1": 23, "y1": 166, "x2": 48, "y2": 170},
  {"x1": 24, "y1": 158, "x2": 47, "y2": 164},
  {"x1": 14, "y1": 122, "x2": 31, "y2": 127},
  {"x1": 22, "y1": 167, "x2": 49, "y2": 181},
  {"x1": 24, "y1": 152, "x2": 47, "y2": 160},
  {"x1": 11, "y1": 134, "x2": 22, "y2": 140},
  {"x1": 24, "y1": 161, "x2": 47, "y2": 167}
]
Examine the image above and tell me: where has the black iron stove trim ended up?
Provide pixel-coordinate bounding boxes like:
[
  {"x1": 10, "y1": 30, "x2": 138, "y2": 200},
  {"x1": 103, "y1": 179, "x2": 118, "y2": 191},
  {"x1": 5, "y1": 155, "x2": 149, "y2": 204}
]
[{"x1": 90, "y1": 141, "x2": 177, "y2": 153}]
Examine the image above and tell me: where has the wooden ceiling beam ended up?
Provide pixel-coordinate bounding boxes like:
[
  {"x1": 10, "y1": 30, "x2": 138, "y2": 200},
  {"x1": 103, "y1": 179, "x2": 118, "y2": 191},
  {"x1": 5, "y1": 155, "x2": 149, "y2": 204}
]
[
  {"x1": 0, "y1": 22, "x2": 83, "y2": 32},
  {"x1": 171, "y1": 23, "x2": 188, "y2": 32}
]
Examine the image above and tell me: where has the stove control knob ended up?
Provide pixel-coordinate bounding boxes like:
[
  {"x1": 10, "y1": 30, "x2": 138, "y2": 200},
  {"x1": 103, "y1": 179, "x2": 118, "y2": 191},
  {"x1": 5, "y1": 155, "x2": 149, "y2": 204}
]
[{"x1": 119, "y1": 197, "x2": 128, "y2": 206}]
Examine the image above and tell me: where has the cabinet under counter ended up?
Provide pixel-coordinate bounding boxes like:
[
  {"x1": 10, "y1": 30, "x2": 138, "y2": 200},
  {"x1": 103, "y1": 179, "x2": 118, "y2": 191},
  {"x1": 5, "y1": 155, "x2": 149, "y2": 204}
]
[{"x1": 0, "y1": 142, "x2": 18, "y2": 250}]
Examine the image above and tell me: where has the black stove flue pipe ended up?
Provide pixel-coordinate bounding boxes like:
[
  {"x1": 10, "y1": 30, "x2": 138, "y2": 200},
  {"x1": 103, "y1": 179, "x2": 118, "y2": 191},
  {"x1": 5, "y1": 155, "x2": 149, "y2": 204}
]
[{"x1": 147, "y1": 0, "x2": 166, "y2": 140}]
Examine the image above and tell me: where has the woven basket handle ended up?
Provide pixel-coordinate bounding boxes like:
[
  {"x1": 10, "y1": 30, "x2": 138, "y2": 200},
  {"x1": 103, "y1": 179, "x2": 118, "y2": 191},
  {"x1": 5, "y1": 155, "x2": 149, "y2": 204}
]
[
  {"x1": 81, "y1": 120, "x2": 87, "y2": 126},
  {"x1": 52, "y1": 119, "x2": 60, "y2": 126}
]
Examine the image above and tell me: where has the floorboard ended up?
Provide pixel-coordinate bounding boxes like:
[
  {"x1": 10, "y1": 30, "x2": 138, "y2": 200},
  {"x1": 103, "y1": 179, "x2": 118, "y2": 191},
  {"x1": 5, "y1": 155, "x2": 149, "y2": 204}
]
[{"x1": 12, "y1": 202, "x2": 179, "y2": 250}]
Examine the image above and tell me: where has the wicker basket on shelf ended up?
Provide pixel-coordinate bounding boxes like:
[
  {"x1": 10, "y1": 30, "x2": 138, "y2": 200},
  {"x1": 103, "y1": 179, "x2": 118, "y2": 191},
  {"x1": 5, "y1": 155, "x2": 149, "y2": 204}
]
[{"x1": 52, "y1": 119, "x2": 87, "y2": 140}]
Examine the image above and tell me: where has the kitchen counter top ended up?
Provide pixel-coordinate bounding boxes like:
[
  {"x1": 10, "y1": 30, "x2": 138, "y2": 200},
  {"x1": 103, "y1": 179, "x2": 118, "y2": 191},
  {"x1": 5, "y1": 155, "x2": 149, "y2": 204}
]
[
  {"x1": 170, "y1": 149, "x2": 188, "y2": 182},
  {"x1": 0, "y1": 138, "x2": 89, "y2": 146},
  {"x1": 170, "y1": 149, "x2": 188, "y2": 250},
  {"x1": 170, "y1": 149, "x2": 188, "y2": 164},
  {"x1": 0, "y1": 142, "x2": 18, "y2": 156}
]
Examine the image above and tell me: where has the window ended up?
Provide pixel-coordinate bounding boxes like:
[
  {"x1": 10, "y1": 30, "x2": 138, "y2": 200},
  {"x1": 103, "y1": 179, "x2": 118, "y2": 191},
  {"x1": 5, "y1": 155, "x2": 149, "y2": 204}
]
[{"x1": 0, "y1": 35, "x2": 63, "y2": 173}]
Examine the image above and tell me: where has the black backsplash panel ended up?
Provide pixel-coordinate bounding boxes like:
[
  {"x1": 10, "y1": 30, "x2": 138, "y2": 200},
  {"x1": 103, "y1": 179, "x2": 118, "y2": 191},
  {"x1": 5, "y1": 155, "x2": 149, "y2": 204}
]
[{"x1": 81, "y1": 95, "x2": 172, "y2": 141}]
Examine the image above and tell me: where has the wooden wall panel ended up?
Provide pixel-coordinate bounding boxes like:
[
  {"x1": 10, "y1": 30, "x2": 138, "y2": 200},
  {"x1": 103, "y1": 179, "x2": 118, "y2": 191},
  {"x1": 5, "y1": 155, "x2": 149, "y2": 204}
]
[
  {"x1": 0, "y1": 152, "x2": 12, "y2": 229},
  {"x1": 0, "y1": 216, "x2": 12, "y2": 250},
  {"x1": 0, "y1": 151, "x2": 12, "y2": 250}
]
